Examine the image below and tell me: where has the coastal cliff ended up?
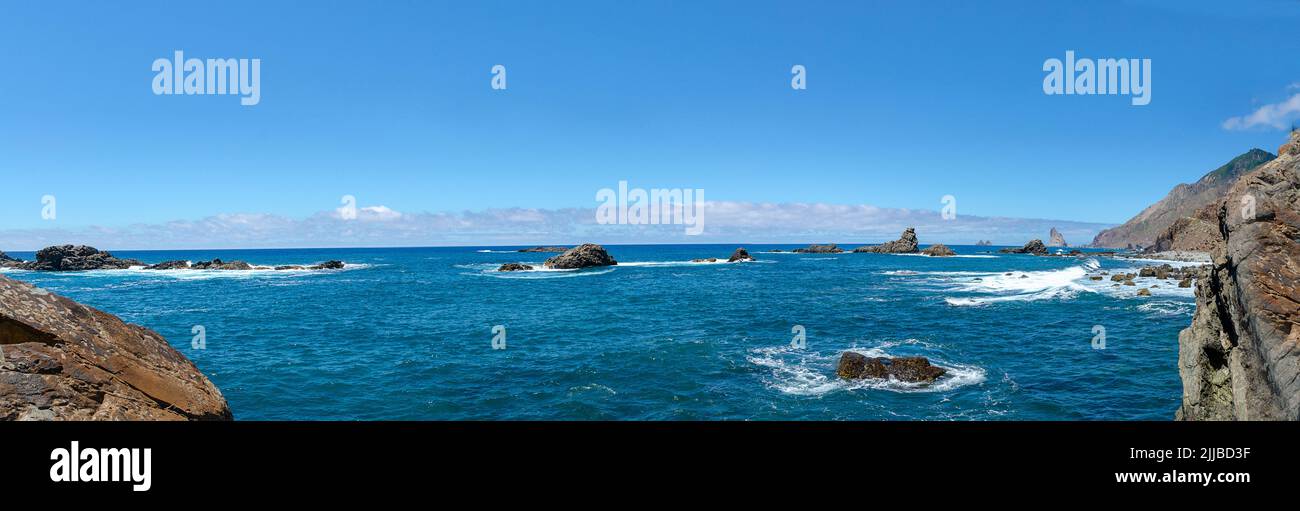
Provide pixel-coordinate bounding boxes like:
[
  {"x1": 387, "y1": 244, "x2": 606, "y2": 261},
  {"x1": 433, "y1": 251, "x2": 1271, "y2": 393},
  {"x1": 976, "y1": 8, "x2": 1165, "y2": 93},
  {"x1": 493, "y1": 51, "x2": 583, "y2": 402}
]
[
  {"x1": 1177, "y1": 131, "x2": 1300, "y2": 420},
  {"x1": 1092, "y1": 149, "x2": 1275, "y2": 249},
  {"x1": 0, "y1": 275, "x2": 231, "y2": 420}
]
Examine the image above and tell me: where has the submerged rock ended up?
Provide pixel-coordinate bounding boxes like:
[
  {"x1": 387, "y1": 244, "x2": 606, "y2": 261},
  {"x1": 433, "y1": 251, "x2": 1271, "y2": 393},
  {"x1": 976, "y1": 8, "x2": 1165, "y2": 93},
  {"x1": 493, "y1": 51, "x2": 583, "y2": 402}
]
[
  {"x1": 794, "y1": 243, "x2": 844, "y2": 254},
  {"x1": 836, "y1": 352, "x2": 946, "y2": 383},
  {"x1": 497, "y1": 263, "x2": 533, "y2": 272},
  {"x1": 543, "y1": 244, "x2": 618, "y2": 269},
  {"x1": 517, "y1": 246, "x2": 568, "y2": 253},
  {"x1": 146, "y1": 261, "x2": 189, "y2": 269},
  {"x1": 920, "y1": 244, "x2": 955, "y2": 257},
  {"x1": 853, "y1": 228, "x2": 920, "y2": 254},
  {"x1": 0, "y1": 275, "x2": 231, "y2": 420}
]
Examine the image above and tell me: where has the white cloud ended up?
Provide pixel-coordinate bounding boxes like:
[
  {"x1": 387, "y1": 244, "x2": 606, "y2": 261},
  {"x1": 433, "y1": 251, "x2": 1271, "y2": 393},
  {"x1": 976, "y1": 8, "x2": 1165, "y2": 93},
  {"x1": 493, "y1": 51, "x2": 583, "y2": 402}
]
[
  {"x1": 0, "y1": 202, "x2": 1111, "y2": 251},
  {"x1": 1223, "y1": 92, "x2": 1300, "y2": 130}
]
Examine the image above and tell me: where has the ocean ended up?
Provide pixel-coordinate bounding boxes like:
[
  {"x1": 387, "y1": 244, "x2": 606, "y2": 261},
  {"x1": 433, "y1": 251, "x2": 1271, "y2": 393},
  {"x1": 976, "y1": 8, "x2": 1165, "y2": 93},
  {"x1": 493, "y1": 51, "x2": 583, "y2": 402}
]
[{"x1": 0, "y1": 245, "x2": 1195, "y2": 420}]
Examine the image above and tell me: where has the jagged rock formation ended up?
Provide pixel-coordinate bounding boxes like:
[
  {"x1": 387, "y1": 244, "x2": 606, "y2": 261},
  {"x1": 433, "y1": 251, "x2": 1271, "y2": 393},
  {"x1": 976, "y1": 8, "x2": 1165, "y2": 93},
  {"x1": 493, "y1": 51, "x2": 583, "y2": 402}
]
[
  {"x1": 1092, "y1": 149, "x2": 1275, "y2": 248},
  {"x1": 920, "y1": 244, "x2": 955, "y2": 257},
  {"x1": 9, "y1": 245, "x2": 143, "y2": 271},
  {"x1": 1147, "y1": 203, "x2": 1223, "y2": 253},
  {"x1": 0, "y1": 275, "x2": 231, "y2": 420},
  {"x1": 727, "y1": 248, "x2": 754, "y2": 262},
  {"x1": 1177, "y1": 131, "x2": 1300, "y2": 421},
  {"x1": 543, "y1": 244, "x2": 618, "y2": 269},
  {"x1": 497, "y1": 263, "x2": 533, "y2": 272},
  {"x1": 852, "y1": 228, "x2": 920, "y2": 253},
  {"x1": 794, "y1": 244, "x2": 844, "y2": 254},
  {"x1": 836, "y1": 352, "x2": 946, "y2": 383},
  {"x1": 1048, "y1": 227, "x2": 1068, "y2": 247},
  {"x1": 998, "y1": 239, "x2": 1048, "y2": 255}
]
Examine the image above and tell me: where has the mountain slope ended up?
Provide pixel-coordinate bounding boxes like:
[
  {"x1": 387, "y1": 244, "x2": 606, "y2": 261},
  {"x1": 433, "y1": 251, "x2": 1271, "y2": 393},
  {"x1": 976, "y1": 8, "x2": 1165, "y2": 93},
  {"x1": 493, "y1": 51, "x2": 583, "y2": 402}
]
[{"x1": 1091, "y1": 149, "x2": 1276, "y2": 248}]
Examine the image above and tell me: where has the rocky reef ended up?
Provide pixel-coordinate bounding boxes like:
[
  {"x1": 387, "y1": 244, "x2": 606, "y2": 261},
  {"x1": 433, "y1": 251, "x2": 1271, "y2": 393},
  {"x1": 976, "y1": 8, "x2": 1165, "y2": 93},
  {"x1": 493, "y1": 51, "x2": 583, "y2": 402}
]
[
  {"x1": 727, "y1": 248, "x2": 754, "y2": 262},
  {"x1": 1177, "y1": 131, "x2": 1300, "y2": 421},
  {"x1": 0, "y1": 275, "x2": 231, "y2": 420},
  {"x1": 794, "y1": 243, "x2": 844, "y2": 254},
  {"x1": 836, "y1": 352, "x2": 946, "y2": 383},
  {"x1": 0, "y1": 245, "x2": 345, "y2": 272},
  {"x1": 497, "y1": 263, "x2": 534, "y2": 272},
  {"x1": 852, "y1": 228, "x2": 919, "y2": 254},
  {"x1": 998, "y1": 239, "x2": 1048, "y2": 255},
  {"x1": 517, "y1": 246, "x2": 568, "y2": 253},
  {"x1": 543, "y1": 243, "x2": 618, "y2": 269}
]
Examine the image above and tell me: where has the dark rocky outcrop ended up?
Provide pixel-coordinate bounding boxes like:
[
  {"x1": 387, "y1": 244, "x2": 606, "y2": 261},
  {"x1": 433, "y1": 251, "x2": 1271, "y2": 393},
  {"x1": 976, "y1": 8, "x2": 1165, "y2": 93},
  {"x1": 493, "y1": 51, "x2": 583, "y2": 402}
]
[
  {"x1": 16, "y1": 245, "x2": 143, "y2": 271},
  {"x1": 543, "y1": 244, "x2": 618, "y2": 269},
  {"x1": 311, "y1": 260, "x2": 345, "y2": 270},
  {"x1": 727, "y1": 248, "x2": 754, "y2": 262},
  {"x1": 1147, "y1": 205, "x2": 1223, "y2": 253},
  {"x1": 0, "y1": 252, "x2": 22, "y2": 269},
  {"x1": 794, "y1": 244, "x2": 844, "y2": 254},
  {"x1": 690, "y1": 258, "x2": 718, "y2": 263},
  {"x1": 852, "y1": 228, "x2": 920, "y2": 254},
  {"x1": 1048, "y1": 227, "x2": 1068, "y2": 247},
  {"x1": 920, "y1": 244, "x2": 955, "y2": 257},
  {"x1": 517, "y1": 246, "x2": 568, "y2": 253},
  {"x1": 1092, "y1": 148, "x2": 1275, "y2": 248},
  {"x1": 999, "y1": 239, "x2": 1048, "y2": 255},
  {"x1": 1177, "y1": 131, "x2": 1300, "y2": 421},
  {"x1": 0, "y1": 275, "x2": 231, "y2": 420},
  {"x1": 145, "y1": 260, "x2": 190, "y2": 270},
  {"x1": 190, "y1": 259, "x2": 253, "y2": 270},
  {"x1": 836, "y1": 351, "x2": 946, "y2": 383},
  {"x1": 497, "y1": 263, "x2": 533, "y2": 272}
]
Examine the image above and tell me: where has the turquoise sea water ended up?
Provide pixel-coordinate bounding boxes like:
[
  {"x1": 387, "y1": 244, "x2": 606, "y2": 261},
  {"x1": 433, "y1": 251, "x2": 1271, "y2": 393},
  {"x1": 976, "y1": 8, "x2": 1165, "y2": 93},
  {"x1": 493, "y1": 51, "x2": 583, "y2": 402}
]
[{"x1": 0, "y1": 245, "x2": 1195, "y2": 420}]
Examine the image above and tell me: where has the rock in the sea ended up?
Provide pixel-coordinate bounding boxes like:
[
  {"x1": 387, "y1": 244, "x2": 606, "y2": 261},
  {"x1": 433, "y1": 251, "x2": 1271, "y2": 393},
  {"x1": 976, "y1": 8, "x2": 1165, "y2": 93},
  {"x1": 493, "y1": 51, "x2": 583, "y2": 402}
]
[
  {"x1": 999, "y1": 239, "x2": 1048, "y2": 255},
  {"x1": 794, "y1": 243, "x2": 844, "y2": 254},
  {"x1": 1048, "y1": 227, "x2": 1068, "y2": 247},
  {"x1": 691, "y1": 258, "x2": 718, "y2": 263},
  {"x1": 0, "y1": 275, "x2": 231, "y2": 420},
  {"x1": 1178, "y1": 277, "x2": 1192, "y2": 288},
  {"x1": 920, "y1": 244, "x2": 955, "y2": 257},
  {"x1": 517, "y1": 246, "x2": 569, "y2": 253},
  {"x1": 852, "y1": 228, "x2": 920, "y2": 254},
  {"x1": 19, "y1": 245, "x2": 143, "y2": 271},
  {"x1": 497, "y1": 263, "x2": 533, "y2": 272},
  {"x1": 311, "y1": 260, "x2": 345, "y2": 270},
  {"x1": 0, "y1": 252, "x2": 23, "y2": 269},
  {"x1": 1137, "y1": 288, "x2": 1151, "y2": 296},
  {"x1": 145, "y1": 260, "x2": 190, "y2": 270},
  {"x1": 727, "y1": 248, "x2": 754, "y2": 262},
  {"x1": 190, "y1": 259, "x2": 253, "y2": 270},
  {"x1": 1178, "y1": 130, "x2": 1300, "y2": 421},
  {"x1": 836, "y1": 352, "x2": 946, "y2": 383},
  {"x1": 543, "y1": 243, "x2": 617, "y2": 269}
]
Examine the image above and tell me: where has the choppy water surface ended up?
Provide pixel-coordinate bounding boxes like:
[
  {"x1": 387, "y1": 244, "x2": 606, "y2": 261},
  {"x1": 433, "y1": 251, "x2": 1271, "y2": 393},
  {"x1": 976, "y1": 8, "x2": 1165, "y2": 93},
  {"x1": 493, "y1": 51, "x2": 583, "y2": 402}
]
[{"x1": 0, "y1": 245, "x2": 1192, "y2": 420}]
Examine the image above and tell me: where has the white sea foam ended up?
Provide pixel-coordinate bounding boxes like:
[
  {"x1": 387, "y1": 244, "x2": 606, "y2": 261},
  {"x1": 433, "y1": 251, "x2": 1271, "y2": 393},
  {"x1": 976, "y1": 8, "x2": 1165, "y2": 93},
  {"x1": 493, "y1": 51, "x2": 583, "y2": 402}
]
[
  {"x1": 0, "y1": 263, "x2": 370, "y2": 280},
  {"x1": 1137, "y1": 300, "x2": 1195, "y2": 316},
  {"x1": 747, "y1": 342, "x2": 984, "y2": 396},
  {"x1": 941, "y1": 263, "x2": 1095, "y2": 306}
]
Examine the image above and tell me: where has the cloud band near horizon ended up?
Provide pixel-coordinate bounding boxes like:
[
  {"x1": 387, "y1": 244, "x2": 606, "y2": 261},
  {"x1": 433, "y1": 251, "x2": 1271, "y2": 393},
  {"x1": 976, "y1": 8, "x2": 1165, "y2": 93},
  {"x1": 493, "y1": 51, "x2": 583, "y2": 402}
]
[{"x1": 0, "y1": 202, "x2": 1112, "y2": 251}]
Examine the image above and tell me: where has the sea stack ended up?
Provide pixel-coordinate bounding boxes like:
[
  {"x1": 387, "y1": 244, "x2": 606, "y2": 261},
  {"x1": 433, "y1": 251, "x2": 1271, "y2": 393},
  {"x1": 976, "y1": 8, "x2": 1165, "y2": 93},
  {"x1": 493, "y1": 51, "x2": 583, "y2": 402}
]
[
  {"x1": 543, "y1": 244, "x2": 618, "y2": 269},
  {"x1": 1048, "y1": 227, "x2": 1068, "y2": 247},
  {"x1": 921, "y1": 244, "x2": 956, "y2": 257},
  {"x1": 0, "y1": 275, "x2": 232, "y2": 420},
  {"x1": 727, "y1": 248, "x2": 754, "y2": 262},
  {"x1": 852, "y1": 228, "x2": 920, "y2": 254},
  {"x1": 1177, "y1": 130, "x2": 1300, "y2": 420}
]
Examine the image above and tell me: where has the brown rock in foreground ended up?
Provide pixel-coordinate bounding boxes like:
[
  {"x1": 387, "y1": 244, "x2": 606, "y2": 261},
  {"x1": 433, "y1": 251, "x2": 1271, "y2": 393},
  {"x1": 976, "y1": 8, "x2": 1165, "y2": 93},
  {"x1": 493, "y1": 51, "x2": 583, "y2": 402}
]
[
  {"x1": 0, "y1": 275, "x2": 232, "y2": 420},
  {"x1": 836, "y1": 351, "x2": 946, "y2": 383},
  {"x1": 1177, "y1": 131, "x2": 1300, "y2": 421}
]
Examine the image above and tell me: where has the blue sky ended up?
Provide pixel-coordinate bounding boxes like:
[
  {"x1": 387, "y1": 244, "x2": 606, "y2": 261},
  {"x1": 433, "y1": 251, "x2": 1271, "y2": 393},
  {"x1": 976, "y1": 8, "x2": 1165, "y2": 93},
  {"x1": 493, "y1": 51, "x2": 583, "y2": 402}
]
[{"x1": 1, "y1": 1, "x2": 1298, "y2": 248}]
